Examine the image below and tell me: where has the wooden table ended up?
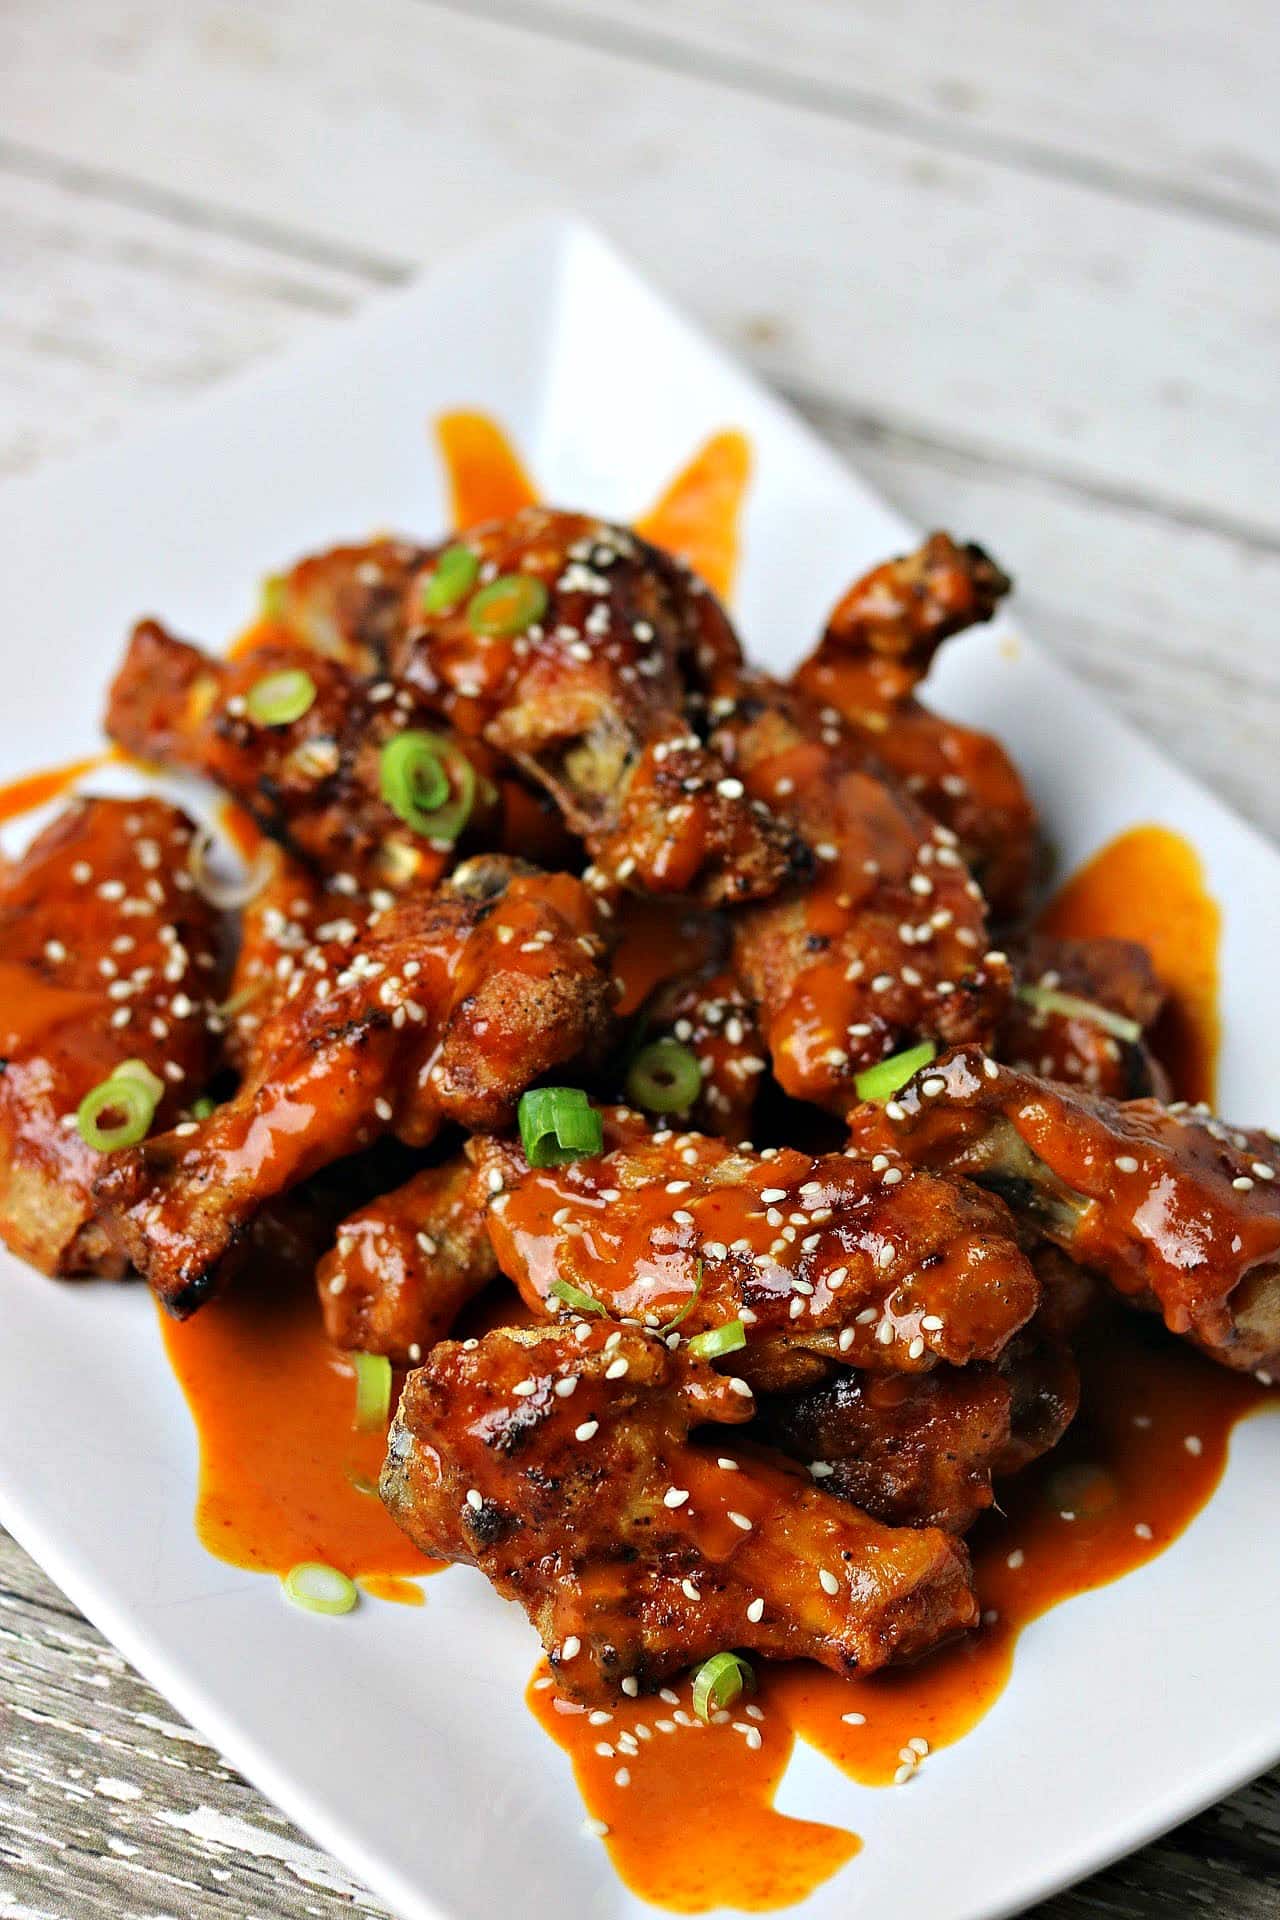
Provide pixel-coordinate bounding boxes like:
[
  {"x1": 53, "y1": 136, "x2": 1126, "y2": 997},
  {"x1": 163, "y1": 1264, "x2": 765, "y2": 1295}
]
[{"x1": 1, "y1": 3, "x2": 1277, "y2": 1914}]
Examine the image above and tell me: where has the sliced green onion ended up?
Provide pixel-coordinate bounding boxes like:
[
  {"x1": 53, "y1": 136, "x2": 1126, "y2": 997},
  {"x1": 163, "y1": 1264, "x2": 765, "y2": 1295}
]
[
  {"x1": 518, "y1": 1087, "x2": 604, "y2": 1167},
  {"x1": 468, "y1": 573, "x2": 548, "y2": 638},
  {"x1": 380, "y1": 729, "x2": 476, "y2": 841},
  {"x1": 626, "y1": 1038, "x2": 703, "y2": 1115},
  {"x1": 282, "y1": 1562, "x2": 358, "y2": 1616},
  {"x1": 245, "y1": 667, "x2": 317, "y2": 727},
  {"x1": 352, "y1": 1351, "x2": 393, "y2": 1431},
  {"x1": 1016, "y1": 985, "x2": 1142, "y2": 1046},
  {"x1": 549, "y1": 1276, "x2": 609, "y2": 1316},
  {"x1": 686, "y1": 1318, "x2": 747, "y2": 1361},
  {"x1": 76, "y1": 1071, "x2": 160, "y2": 1152},
  {"x1": 421, "y1": 543, "x2": 479, "y2": 613},
  {"x1": 691, "y1": 1651, "x2": 754, "y2": 1723},
  {"x1": 190, "y1": 1095, "x2": 217, "y2": 1120},
  {"x1": 260, "y1": 573, "x2": 286, "y2": 619},
  {"x1": 853, "y1": 1041, "x2": 937, "y2": 1105},
  {"x1": 658, "y1": 1259, "x2": 704, "y2": 1335},
  {"x1": 112, "y1": 1058, "x2": 166, "y2": 1103}
]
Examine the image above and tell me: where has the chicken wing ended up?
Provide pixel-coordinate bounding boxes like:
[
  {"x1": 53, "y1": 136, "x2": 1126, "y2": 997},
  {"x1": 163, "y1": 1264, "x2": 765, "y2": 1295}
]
[
  {"x1": 393, "y1": 508, "x2": 808, "y2": 905},
  {"x1": 106, "y1": 619, "x2": 499, "y2": 895},
  {"x1": 789, "y1": 533, "x2": 1036, "y2": 918},
  {"x1": 317, "y1": 1155, "x2": 499, "y2": 1363},
  {"x1": 261, "y1": 536, "x2": 428, "y2": 674},
  {"x1": 96, "y1": 858, "x2": 613, "y2": 1314},
  {"x1": 0, "y1": 798, "x2": 219, "y2": 1276},
  {"x1": 477, "y1": 1116, "x2": 1039, "y2": 1392},
  {"x1": 999, "y1": 932, "x2": 1168, "y2": 1100},
  {"x1": 854, "y1": 1045, "x2": 1280, "y2": 1375},
  {"x1": 709, "y1": 678, "x2": 1010, "y2": 1113},
  {"x1": 380, "y1": 1320, "x2": 978, "y2": 1703}
]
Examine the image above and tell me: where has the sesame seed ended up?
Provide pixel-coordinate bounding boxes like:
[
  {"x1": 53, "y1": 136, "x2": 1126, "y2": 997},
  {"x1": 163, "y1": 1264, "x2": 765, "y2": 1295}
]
[
  {"x1": 621, "y1": 1676, "x2": 639, "y2": 1698},
  {"x1": 728, "y1": 1511, "x2": 752, "y2": 1531},
  {"x1": 605, "y1": 1358, "x2": 630, "y2": 1380},
  {"x1": 664, "y1": 1487, "x2": 690, "y2": 1508},
  {"x1": 466, "y1": 1489, "x2": 483, "y2": 1511},
  {"x1": 727, "y1": 1377, "x2": 753, "y2": 1398},
  {"x1": 841, "y1": 1712, "x2": 866, "y2": 1727},
  {"x1": 1006, "y1": 1549, "x2": 1024, "y2": 1569},
  {"x1": 560, "y1": 1636, "x2": 581, "y2": 1660},
  {"x1": 1232, "y1": 1175, "x2": 1254, "y2": 1191},
  {"x1": 746, "y1": 1597, "x2": 764, "y2": 1622},
  {"x1": 374, "y1": 1097, "x2": 393, "y2": 1122},
  {"x1": 1134, "y1": 1522, "x2": 1153, "y2": 1540},
  {"x1": 1115, "y1": 1154, "x2": 1139, "y2": 1173},
  {"x1": 818, "y1": 1569, "x2": 839, "y2": 1595},
  {"x1": 717, "y1": 1457, "x2": 739, "y2": 1471},
  {"x1": 1184, "y1": 1434, "x2": 1203, "y2": 1455},
  {"x1": 575, "y1": 1420, "x2": 600, "y2": 1441},
  {"x1": 681, "y1": 1578, "x2": 700, "y2": 1600},
  {"x1": 554, "y1": 1376, "x2": 578, "y2": 1398}
]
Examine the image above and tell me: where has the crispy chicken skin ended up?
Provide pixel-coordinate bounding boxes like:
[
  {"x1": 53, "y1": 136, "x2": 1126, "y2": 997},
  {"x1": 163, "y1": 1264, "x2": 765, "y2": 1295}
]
[
  {"x1": 380, "y1": 1320, "x2": 978, "y2": 1703},
  {"x1": 789, "y1": 533, "x2": 1036, "y2": 919},
  {"x1": 1000, "y1": 932, "x2": 1169, "y2": 1100},
  {"x1": 317, "y1": 1155, "x2": 499, "y2": 1362},
  {"x1": 392, "y1": 508, "x2": 808, "y2": 906},
  {"x1": 854, "y1": 1045, "x2": 1280, "y2": 1375},
  {"x1": 106, "y1": 619, "x2": 493, "y2": 895},
  {"x1": 95, "y1": 859, "x2": 613, "y2": 1315},
  {"x1": 0, "y1": 798, "x2": 218, "y2": 1276},
  {"x1": 633, "y1": 965, "x2": 768, "y2": 1139},
  {"x1": 708, "y1": 678, "x2": 1010, "y2": 1113},
  {"x1": 264, "y1": 536, "x2": 429, "y2": 674},
  {"x1": 476, "y1": 1114, "x2": 1040, "y2": 1392}
]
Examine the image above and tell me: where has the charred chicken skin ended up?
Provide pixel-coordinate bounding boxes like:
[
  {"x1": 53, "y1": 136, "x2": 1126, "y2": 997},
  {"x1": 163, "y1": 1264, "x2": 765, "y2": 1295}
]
[
  {"x1": 96, "y1": 859, "x2": 612, "y2": 1314},
  {"x1": 476, "y1": 1113, "x2": 1040, "y2": 1393},
  {"x1": 708, "y1": 677, "x2": 1010, "y2": 1113},
  {"x1": 789, "y1": 533, "x2": 1037, "y2": 920},
  {"x1": 106, "y1": 618, "x2": 495, "y2": 896},
  {"x1": 392, "y1": 508, "x2": 809, "y2": 906},
  {"x1": 854, "y1": 1045, "x2": 1280, "y2": 1376},
  {"x1": 0, "y1": 798, "x2": 219, "y2": 1277},
  {"x1": 380, "y1": 1319, "x2": 978, "y2": 1703}
]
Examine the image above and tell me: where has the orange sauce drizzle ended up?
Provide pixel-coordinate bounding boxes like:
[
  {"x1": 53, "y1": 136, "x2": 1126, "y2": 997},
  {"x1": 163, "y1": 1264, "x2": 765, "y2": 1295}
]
[
  {"x1": 159, "y1": 1268, "x2": 437, "y2": 1590},
  {"x1": 435, "y1": 411, "x2": 540, "y2": 528},
  {"x1": 532, "y1": 823, "x2": 1276, "y2": 1911},
  {"x1": 0, "y1": 753, "x2": 111, "y2": 828},
  {"x1": 1039, "y1": 824, "x2": 1220, "y2": 1104},
  {"x1": 635, "y1": 431, "x2": 752, "y2": 603}
]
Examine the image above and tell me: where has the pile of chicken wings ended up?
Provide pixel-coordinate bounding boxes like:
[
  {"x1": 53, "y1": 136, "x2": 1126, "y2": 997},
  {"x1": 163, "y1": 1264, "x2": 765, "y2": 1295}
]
[{"x1": 4, "y1": 508, "x2": 1277, "y2": 1706}]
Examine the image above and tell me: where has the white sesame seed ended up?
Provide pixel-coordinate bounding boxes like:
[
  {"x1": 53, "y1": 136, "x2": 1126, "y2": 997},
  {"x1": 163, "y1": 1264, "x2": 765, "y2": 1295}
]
[
  {"x1": 664, "y1": 1487, "x2": 690, "y2": 1509},
  {"x1": 621, "y1": 1676, "x2": 639, "y2": 1698},
  {"x1": 681, "y1": 1578, "x2": 700, "y2": 1600},
  {"x1": 560, "y1": 1636, "x2": 581, "y2": 1660},
  {"x1": 841, "y1": 1712, "x2": 866, "y2": 1727},
  {"x1": 605, "y1": 1358, "x2": 630, "y2": 1380},
  {"x1": 818, "y1": 1569, "x2": 840, "y2": 1595},
  {"x1": 727, "y1": 1377, "x2": 753, "y2": 1399},
  {"x1": 746, "y1": 1597, "x2": 764, "y2": 1622},
  {"x1": 1115, "y1": 1155, "x2": 1139, "y2": 1173},
  {"x1": 466, "y1": 1489, "x2": 483, "y2": 1511},
  {"x1": 728, "y1": 1511, "x2": 752, "y2": 1531},
  {"x1": 575, "y1": 1420, "x2": 600, "y2": 1442},
  {"x1": 1006, "y1": 1549, "x2": 1024, "y2": 1569},
  {"x1": 554, "y1": 1375, "x2": 579, "y2": 1398},
  {"x1": 1185, "y1": 1434, "x2": 1203, "y2": 1455}
]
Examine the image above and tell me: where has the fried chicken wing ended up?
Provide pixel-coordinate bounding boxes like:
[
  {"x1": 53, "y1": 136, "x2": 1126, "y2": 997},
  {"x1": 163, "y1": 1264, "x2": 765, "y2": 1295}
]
[
  {"x1": 789, "y1": 534, "x2": 1036, "y2": 918},
  {"x1": 708, "y1": 679, "x2": 1010, "y2": 1113},
  {"x1": 477, "y1": 1118, "x2": 1039, "y2": 1391},
  {"x1": 106, "y1": 619, "x2": 501, "y2": 895},
  {"x1": 393, "y1": 509, "x2": 807, "y2": 905},
  {"x1": 855, "y1": 1045, "x2": 1280, "y2": 1375},
  {"x1": 96, "y1": 859, "x2": 613, "y2": 1314},
  {"x1": 999, "y1": 932, "x2": 1169, "y2": 1099},
  {"x1": 263, "y1": 536, "x2": 428, "y2": 674},
  {"x1": 380, "y1": 1320, "x2": 978, "y2": 1703},
  {"x1": 317, "y1": 1155, "x2": 499, "y2": 1362},
  {"x1": 0, "y1": 798, "x2": 218, "y2": 1275}
]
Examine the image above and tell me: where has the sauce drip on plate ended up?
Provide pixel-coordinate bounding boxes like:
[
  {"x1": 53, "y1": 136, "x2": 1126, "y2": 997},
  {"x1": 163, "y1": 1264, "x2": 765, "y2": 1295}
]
[
  {"x1": 0, "y1": 752, "x2": 112, "y2": 828},
  {"x1": 159, "y1": 1266, "x2": 437, "y2": 1589}
]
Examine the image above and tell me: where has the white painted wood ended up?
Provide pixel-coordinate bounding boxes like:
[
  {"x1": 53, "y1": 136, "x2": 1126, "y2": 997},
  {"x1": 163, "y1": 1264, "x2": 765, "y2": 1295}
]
[
  {"x1": 543, "y1": 0, "x2": 1280, "y2": 228},
  {"x1": 2, "y1": 0, "x2": 1279, "y2": 535}
]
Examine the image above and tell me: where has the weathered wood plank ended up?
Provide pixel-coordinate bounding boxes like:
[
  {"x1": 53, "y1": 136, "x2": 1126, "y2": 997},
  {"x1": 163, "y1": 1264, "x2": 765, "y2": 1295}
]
[
  {"x1": 537, "y1": 0, "x2": 1280, "y2": 230},
  {"x1": 2, "y1": 0, "x2": 1280, "y2": 533},
  {"x1": 1, "y1": 1524, "x2": 1276, "y2": 1919}
]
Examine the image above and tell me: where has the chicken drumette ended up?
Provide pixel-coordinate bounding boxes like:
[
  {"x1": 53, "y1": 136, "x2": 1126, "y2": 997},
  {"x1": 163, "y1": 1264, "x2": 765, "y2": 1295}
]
[
  {"x1": 380, "y1": 1320, "x2": 978, "y2": 1704},
  {"x1": 96, "y1": 858, "x2": 613, "y2": 1314},
  {"x1": 0, "y1": 797, "x2": 219, "y2": 1276},
  {"x1": 391, "y1": 508, "x2": 808, "y2": 906},
  {"x1": 789, "y1": 533, "x2": 1037, "y2": 920},
  {"x1": 854, "y1": 1045, "x2": 1280, "y2": 1376},
  {"x1": 475, "y1": 1113, "x2": 1040, "y2": 1392},
  {"x1": 707, "y1": 678, "x2": 1010, "y2": 1114}
]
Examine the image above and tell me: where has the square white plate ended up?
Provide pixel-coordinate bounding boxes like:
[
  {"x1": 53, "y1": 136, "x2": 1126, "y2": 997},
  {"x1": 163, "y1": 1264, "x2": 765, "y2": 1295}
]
[{"x1": 1, "y1": 215, "x2": 1278, "y2": 1920}]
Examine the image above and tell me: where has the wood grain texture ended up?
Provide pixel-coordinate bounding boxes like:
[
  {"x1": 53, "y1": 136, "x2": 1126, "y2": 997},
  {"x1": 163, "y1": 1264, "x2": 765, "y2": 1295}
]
[{"x1": 0, "y1": 2, "x2": 1278, "y2": 1915}]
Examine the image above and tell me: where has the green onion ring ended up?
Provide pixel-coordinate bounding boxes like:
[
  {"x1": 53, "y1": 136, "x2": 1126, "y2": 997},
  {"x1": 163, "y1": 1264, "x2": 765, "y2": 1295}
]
[
  {"x1": 518, "y1": 1087, "x2": 604, "y2": 1167},
  {"x1": 420, "y1": 543, "x2": 480, "y2": 613},
  {"x1": 282, "y1": 1562, "x2": 359, "y2": 1616},
  {"x1": 1016, "y1": 984, "x2": 1142, "y2": 1045},
  {"x1": 380, "y1": 729, "x2": 476, "y2": 841},
  {"x1": 691, "y1": 1651, "x2": 755, "y2": 1722},
  {"x1": 467, "y1": 573, "x2": 548, "y2": 638},
  {"x1": 352, "y1": 1351, "x2": 393, "y2": 1431},
  {"x1": 685, "y1": 1318, "x2": 747, "y2": 1361},
  {"x1": 549, "y1": 1276, "x2": 609, "y2": 1316},
  {"x1": 658, "y1": 1259, "x2": 704, "y2": 1335},
  {"x1": 853, "y1": 1040, "x2": 937, "y2": 1105},
  {"x1": 245, "y1": 666, "x2": 317, "y2": 727},
  {"x1": 626, "y1": 1038, "x2": 703, "y2": 1115},
  {"x1": 76, "y1": 1071, "x2": 160, "y2": 1152}
]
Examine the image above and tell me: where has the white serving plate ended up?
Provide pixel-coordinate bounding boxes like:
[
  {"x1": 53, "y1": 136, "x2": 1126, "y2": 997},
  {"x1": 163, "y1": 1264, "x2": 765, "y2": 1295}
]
[{"x1": 1, "y1": 215, "x2": 1277, "y2": 1920}]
